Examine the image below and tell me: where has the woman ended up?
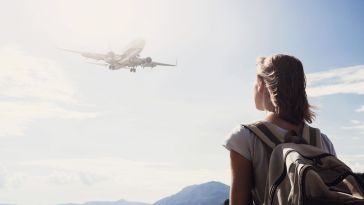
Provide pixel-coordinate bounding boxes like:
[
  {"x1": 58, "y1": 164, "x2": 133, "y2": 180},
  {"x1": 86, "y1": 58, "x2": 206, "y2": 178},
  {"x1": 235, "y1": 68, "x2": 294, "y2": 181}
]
[{"x1": 223, "y1": 54, "x2": 336, "y2": 205}]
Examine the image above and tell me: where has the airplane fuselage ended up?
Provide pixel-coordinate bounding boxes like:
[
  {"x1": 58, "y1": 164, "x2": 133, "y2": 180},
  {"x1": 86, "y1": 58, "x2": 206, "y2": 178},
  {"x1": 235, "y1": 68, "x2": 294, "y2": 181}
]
[{"x1": 61, "y1": 38, "x2": 176, "y2": 72}]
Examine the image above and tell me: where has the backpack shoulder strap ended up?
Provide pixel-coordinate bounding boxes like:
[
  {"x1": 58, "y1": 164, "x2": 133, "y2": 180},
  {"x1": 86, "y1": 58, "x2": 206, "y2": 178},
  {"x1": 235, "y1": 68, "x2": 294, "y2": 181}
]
[
  {"x1": 242, "y1": 121, "x2": 283, "y2": 153},
  {"x1": 302, "y1": 122, "x2": 322, "y2": 147},
  {"x1": 244, "y1": 121, "x2": 324, "y2": 152}
]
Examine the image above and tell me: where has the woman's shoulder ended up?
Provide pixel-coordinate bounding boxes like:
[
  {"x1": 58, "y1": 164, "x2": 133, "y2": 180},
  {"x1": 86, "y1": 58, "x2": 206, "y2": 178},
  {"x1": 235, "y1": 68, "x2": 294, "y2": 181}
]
[
  {"x1": 227, "y1": 123, "x2": 257, "y2": 142},
  {"x1": 222, "y1": 123, "x2": 256, "y2": 161},
  {"x1": 319, "y1": 132, "x2": 337, "y2": 156},
  {"x1": 230, "y1": 123, "x2": 253, "y2": 135}
]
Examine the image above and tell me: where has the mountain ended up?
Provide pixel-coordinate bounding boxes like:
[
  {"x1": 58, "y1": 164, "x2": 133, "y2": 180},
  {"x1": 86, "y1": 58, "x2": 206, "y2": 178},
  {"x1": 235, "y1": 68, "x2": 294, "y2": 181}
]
[
  {"x1": 58, "y1": 199, "x2": 150, "y2": 205},
  {"x1": 153, "y1": 181, "x2": 229, "y2": 205},
  {"x1": 58, "y1": 181, "x2": 230, "y2": 205}
]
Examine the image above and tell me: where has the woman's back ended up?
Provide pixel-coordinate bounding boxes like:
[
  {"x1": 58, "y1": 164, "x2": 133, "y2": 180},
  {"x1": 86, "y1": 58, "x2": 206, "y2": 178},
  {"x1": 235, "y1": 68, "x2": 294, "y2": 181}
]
[
  {"x1": 223, "y1": 53, "x2": 336, "y2": 205},
  {"x1": 223, "y1": 120, "x2": 336, "y2": 205}
]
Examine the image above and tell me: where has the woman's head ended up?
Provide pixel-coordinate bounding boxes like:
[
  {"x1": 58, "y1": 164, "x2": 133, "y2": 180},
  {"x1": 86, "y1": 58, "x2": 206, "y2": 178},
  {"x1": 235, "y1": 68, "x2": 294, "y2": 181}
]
[{"x1": 254, "y1": 54, "x2": 315, "y2": 125}]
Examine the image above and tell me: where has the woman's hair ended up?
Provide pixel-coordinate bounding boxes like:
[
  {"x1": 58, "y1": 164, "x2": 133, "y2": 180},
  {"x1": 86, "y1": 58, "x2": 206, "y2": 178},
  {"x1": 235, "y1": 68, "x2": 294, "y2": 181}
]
[{"x1": 256, "y1": 54, "x2": 315, "y2": 125}]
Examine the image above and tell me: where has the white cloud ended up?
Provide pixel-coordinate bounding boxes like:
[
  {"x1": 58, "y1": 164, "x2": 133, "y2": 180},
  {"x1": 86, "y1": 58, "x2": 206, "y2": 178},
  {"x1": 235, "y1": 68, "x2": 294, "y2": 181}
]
[
  {"x1": 0, "y1": 101, "x2": 98, "y2": 136},
  {"x1": 47, "y1": 170, "x2": 107, "y2": 186},
  {"x1": 0, "y1": 157, "x2": 229, "y2": 205},
  {"x1": 306, "y1": 65, "x2": 364, "y2": 97},
  {"x1": 341, "y1": 120, "x2": 364, "y2": 135},
  {"x1": 350, "y1": 120, "x2": 361, "y2": 124},
  {"x1": 0, "y1": 164, "x2": 27, "y2": 189},
  {"x1": 0, "y1": 46, "x2": 77, "y2": 104},
  {"x1": 0, "y1": 46, "x2": 98, "y2": 137},
  {"x1": 0, "y1": 165, "x2": 6, "y2": 188},
  {"x1": 355, "y1": 105, "x2": 364, "y2": 113},
  {"x1": 307, "y1": 66, "x2": 364, "y2": 142}
]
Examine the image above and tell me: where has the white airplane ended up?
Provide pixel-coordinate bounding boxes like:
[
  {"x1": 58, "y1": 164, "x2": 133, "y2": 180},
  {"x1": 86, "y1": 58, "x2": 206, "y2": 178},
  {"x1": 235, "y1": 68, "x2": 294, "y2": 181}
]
[{"x1": 60, "y1": 39, "x2": 176, "y2": 72}]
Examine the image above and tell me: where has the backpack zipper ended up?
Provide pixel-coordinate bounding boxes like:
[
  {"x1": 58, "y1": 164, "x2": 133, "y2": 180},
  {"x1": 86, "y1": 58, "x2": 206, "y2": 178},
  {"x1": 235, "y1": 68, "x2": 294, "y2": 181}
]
[{"x1": 269, "y1": 164, "x2": 287, "y2": 205}]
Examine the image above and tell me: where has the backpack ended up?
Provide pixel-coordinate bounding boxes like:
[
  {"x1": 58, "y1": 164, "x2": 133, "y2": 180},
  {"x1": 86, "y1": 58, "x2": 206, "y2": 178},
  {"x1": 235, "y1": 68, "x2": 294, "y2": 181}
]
[{"x1": 241, "y1": 120, "x2": 364, "y2": 205}]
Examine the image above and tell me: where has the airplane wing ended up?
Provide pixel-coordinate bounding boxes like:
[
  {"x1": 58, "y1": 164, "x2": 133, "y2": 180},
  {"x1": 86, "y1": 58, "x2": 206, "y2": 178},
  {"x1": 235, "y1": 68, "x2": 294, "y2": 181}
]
[
  {"x1": 144, "y1": 60, "x2": 177, "y2": 68},
  {"x1": 59, "y1": 48, "x2": 107, "y2": 61},
  {"x1": 87, "y1": 62, "x2": 109, "y2": 67},
  {"x1": 151, "y1": 62, "x2": 177, "y2": 66}
]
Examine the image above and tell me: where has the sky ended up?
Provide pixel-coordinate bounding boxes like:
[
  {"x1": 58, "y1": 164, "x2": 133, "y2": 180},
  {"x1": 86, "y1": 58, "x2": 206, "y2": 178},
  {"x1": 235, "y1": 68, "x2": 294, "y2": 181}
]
[{"x1": 0, "y1": 0, "x2": 364, "y2": 204}]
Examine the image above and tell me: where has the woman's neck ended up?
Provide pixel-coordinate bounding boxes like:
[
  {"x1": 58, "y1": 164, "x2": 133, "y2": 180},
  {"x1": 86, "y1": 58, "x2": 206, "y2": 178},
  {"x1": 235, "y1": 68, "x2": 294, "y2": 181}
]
[{"x1": 264, "y1": 111, "x2": 304, "y2": 134}]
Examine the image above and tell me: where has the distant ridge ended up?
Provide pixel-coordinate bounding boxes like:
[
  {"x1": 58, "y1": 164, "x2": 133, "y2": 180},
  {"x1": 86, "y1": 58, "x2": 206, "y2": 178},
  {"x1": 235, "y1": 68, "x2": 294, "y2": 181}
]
[
  {"x1": 153, "y1": 181, "x2": 229, "y2": 205},
  {"x1": 58, "y1": 181, "x2": 229, "y2": 205},
  {"x1": 59, "y1": 199, "x2": 150, "y2": 205}
]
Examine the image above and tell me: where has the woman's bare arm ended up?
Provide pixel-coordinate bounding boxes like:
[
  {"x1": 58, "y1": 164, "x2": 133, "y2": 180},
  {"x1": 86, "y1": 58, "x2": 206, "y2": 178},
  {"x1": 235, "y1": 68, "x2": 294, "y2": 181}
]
[{"x1": 229, "y1": 149, "x2": 253, "y2": 205}]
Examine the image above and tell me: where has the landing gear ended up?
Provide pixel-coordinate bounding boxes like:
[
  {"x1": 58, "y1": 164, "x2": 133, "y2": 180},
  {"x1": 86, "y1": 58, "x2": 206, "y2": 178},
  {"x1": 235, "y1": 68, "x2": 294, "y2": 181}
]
[{"x1": 109, "y1": 65, "x2": 116, "y2": 70}]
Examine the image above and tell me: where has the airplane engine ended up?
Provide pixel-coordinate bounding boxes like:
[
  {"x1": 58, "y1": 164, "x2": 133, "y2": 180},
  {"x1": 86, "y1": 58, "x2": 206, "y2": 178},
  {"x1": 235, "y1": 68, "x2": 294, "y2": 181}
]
[{"x1": 145, "y1": 57, "x2": 152, "y2": 64}]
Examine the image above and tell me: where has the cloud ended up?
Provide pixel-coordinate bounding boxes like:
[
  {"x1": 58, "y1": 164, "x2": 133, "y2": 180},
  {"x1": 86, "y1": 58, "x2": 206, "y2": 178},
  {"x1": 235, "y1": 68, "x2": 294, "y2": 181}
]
[
  {"x1": 0, "y1": 46, "x2": 98, "y2": 137},
  {"x1": 0, "y1": 46, "x2": 77, "y2": 104},
  {"x1": 341, "y1": 120, "x2": 364, "y2": 135},
  {"x1": 306, "y1": 65, "x2": 364, "y2": 135},
  {"x1": 355, "y1": 105, "x2": 364, "y2": 112},
  {"x1": 0, "y1": 166, "x2": 6, "y2": 188},
  {"x1": 19, "y1": 157, "x2": 228, "y2": 186},
  {"x1": 306, "y1": 65, "x2": 364, "y2": 97},
  {"x1": 0, "y1": 157, "x2": 229, "y2": 205},
  {"x1": 48, "y1": 170, "x2": 107, "y2": 186},
  {"x1": 0, "y1": 164, "x2": 27, "y2": 189}
]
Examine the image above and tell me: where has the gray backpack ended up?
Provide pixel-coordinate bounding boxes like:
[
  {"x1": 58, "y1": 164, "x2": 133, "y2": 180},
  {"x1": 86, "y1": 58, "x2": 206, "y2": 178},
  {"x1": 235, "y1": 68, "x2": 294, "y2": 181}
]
[{"x1": 243, "y1": 121, "x2": 364, "y2": 205}]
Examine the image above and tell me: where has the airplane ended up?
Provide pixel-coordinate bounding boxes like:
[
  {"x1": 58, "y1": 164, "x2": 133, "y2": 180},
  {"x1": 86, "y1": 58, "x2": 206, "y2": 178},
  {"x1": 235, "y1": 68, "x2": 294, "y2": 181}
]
[{"x1": 60, "y1": 39, "x2": 177, "y2": 72}]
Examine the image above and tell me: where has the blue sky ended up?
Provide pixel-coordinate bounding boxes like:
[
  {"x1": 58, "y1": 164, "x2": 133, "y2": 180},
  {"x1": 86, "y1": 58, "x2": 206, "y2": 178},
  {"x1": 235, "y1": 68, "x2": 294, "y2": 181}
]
[{"x1": 0, "y1": 0, "x2": 364, "y2": 205}]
